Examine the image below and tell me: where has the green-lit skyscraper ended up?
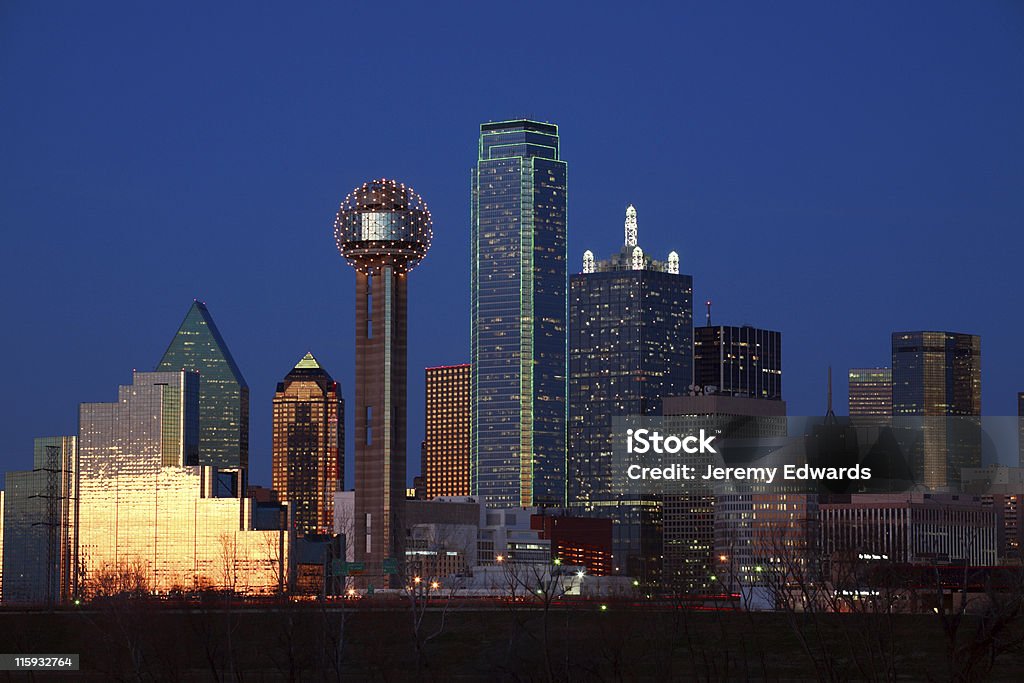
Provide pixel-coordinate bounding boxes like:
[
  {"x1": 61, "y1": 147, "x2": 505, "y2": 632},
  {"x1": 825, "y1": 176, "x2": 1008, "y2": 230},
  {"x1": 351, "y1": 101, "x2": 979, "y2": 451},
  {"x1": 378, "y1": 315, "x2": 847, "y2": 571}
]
[
  {"x1": 471, "y1": 120, "x2": 567, "y2": 508},
  {"x1": 157, "y1": 301, "x2": 249, "y2": 478}
]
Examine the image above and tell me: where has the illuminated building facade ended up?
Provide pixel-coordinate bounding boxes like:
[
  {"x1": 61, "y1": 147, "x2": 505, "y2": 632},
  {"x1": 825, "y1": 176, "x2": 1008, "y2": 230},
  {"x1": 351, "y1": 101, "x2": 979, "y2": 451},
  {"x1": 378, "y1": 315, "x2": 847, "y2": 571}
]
[
  {"x1": 892, "y1": 331, "x2": 981, "y2": 489},
  {"x1": 661, "y1": 396, "x2": 788, "y2": 591},
  {"x1": 471, "y1": 120, "x2": 567, "y2": 508},
  {"x1": 334, "y1": 178, "x2": 433, "y2": 586},
  {"x1": 848, "y1": 367, "x2": 892, "y2": 419},
  {"x1": 157, "y1": 300, "x2": 249, "y2": 492},
  {"x1": 272, "y1": 352, "x2": 343, "y2": 537},
  {"x1": 530, "y1": 514, "x2": 613, "y2": 576},
  {"x1": 77, "y1": 371, "x2": 286, "y2": 596},
  {"x1": 714, "y1": 493, "x2": 818, "y2": 594},
  {"x1": 568, "y1": 205, "x2": 692, "y2": 582},
  {"x1": 0, "y1": 437, "x2": 77, "y2": 604},
  {"x1": 694, "y1": 325, "x2": 782, "y2": 400},
  {"x1": 819, "y1": 493, "x2": 996, "y2": 566},
  {"x1": 424, "y1": 364, "x2": 471, "y2": 499}
]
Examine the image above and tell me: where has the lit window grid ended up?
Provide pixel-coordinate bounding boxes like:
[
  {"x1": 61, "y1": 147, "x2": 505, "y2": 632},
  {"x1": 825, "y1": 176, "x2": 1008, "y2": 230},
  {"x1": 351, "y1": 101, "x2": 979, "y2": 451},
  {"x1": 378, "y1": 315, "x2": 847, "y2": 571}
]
[
  {"x1": 424, "y1": 365, "x2": 472, "y2": 499},
  {"x1": 271, "y1": 376, "x2": 343, "y2": 537},
  {"x1": 77, "y1": 372, "x2": 285, "y2": 596}
]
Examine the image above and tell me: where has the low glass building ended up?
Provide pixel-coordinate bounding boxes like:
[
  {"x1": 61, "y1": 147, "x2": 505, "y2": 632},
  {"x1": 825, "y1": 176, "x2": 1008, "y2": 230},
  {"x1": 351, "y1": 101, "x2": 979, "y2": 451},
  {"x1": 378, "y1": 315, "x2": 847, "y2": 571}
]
[{"x1": 77, "y1": 371, "x2": 286, "y2": 596}]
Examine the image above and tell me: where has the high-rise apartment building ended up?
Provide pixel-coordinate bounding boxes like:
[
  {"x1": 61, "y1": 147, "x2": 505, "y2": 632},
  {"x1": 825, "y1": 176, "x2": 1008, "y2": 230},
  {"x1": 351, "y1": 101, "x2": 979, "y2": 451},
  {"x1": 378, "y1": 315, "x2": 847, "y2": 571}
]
[
  {"x1": 848, "y1": 367, "x2": 892, "y2": 419},
  {"x1": 157, "y1": 300, "x2": 249, "y2": 482},
  {"x1": 568, "y1": 205, "x2": 692, "y2": 581},
  {"x1": 335, "y1": 178, "x2": 433, "y2": 586},
  {"x1": 424, "y1": 364, "x2": 471, "y2": 499},
  {"x1": 892, "y1": 331, "x2": 981, "y2": 489},
  {"x1": 1, "y1": 437, "x2": 77, "y2": 604},
  {"x1": 471, "y1": 119, "x2": 567, "y2": 508},
  {"x1": 77, "y1": 371, "x2": 286, "y2": 595},
  {"x1": 694, "y1": 325, "x2": 782, "y2": 400},
  {"x1": 272, "y1": 352, "x2": 343, "y2": 537}
]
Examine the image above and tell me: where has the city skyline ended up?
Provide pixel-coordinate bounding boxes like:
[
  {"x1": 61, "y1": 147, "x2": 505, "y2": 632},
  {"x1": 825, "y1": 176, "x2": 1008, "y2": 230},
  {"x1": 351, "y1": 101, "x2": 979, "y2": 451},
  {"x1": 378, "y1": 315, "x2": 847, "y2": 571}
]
[{"x1": 3, "y1": 3, "x2": 1023, "y2": 492}]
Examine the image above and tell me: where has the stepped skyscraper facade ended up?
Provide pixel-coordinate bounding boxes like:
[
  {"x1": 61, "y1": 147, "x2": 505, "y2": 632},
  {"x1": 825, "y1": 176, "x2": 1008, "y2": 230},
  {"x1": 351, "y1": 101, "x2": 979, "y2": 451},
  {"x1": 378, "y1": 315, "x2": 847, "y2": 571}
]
[{"x1": 471, "y1": 120, "x2": 567, "y2": 508}]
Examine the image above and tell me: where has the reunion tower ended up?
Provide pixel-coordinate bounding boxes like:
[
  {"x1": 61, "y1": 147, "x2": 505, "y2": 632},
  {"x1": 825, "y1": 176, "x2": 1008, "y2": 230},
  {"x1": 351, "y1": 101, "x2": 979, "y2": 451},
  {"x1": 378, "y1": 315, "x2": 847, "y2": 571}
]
[{"x1": 334, "y1": 178, "x2": 433, "y2": 586}]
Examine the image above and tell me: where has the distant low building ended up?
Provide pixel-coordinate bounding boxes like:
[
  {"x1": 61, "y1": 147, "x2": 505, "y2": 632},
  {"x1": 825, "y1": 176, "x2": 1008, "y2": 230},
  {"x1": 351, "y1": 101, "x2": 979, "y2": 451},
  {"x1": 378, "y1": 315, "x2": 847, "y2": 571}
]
[
  {"x1": 819, "y1": 493, "x2": 996, "y2": 566},
  {"x1": 1, "y1": 437, "x2": 77, "y2": 605},
  {"x1": 530, "y1": 513, "x2": 612, "y2": 576}
]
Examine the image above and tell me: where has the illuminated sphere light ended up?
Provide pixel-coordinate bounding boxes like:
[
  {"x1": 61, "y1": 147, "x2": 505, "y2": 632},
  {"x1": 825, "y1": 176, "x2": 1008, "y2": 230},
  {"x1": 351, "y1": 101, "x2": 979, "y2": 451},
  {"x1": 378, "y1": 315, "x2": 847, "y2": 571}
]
[{"x1": 334, "y1": 178, "x2": 433, "y2": 273}]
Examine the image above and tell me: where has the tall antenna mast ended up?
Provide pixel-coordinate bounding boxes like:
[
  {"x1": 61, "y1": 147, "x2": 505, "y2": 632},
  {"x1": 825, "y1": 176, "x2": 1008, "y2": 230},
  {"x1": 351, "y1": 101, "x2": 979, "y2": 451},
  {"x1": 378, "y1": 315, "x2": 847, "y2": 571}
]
[
  {"x1": 705, "y1": 300, "x2": 712, "y2": 327},
  {"x1": 825, "y1": 366, "x2": 836, "y2": 422}
]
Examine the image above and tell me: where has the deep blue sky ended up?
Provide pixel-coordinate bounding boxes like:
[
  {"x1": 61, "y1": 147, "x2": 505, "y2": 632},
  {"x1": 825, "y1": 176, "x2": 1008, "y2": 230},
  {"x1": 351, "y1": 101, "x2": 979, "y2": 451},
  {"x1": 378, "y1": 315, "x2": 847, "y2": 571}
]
[{"x1": 2, "y1": 2, "x2": 1023, "y2": 489}]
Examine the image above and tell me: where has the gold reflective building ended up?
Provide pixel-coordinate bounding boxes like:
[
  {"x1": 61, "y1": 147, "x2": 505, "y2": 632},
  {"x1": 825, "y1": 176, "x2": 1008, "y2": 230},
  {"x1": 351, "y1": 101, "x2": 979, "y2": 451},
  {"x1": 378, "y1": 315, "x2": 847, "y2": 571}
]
[{"x1": 77, "y1": 371, "x2": 287, "y2": 596}]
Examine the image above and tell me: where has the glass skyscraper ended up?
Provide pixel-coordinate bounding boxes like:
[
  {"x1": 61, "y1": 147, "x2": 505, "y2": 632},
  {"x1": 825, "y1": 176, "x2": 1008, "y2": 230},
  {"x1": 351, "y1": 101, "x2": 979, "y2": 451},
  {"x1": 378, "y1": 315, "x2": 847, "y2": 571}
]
[
  {"x1": 568, "y1": 205, "x2": 692, "y2": 581},
  {"x1": 693, "y1": 325, "x2": 782, "y2": 400},
  {"x1": 157, "y1": 300, "x2": 249, "y2": 477},
  {"x1": 272, "y1": 352, "x2": 344, "y2": 537},
  {"x1": 471, "y1": 119, "x2": 567, "y2": 508},
  {"x1": 892, "y1": 331, "x2": 981, "y2": 489}
]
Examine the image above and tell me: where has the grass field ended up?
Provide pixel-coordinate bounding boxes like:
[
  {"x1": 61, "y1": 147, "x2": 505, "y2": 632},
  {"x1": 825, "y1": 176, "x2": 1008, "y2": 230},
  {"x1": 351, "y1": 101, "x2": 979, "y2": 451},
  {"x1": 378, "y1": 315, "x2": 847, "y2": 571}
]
[{"x1": 2, "y1": 602, "x2": 1023, "y2": 680}]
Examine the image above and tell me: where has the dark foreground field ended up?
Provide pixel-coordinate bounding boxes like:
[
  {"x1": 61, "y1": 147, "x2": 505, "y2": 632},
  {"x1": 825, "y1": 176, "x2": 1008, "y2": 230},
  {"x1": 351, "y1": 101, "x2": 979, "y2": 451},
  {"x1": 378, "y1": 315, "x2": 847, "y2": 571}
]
[{"x1": 2, "y1": 602, "x2": 1023, "y2": 681}]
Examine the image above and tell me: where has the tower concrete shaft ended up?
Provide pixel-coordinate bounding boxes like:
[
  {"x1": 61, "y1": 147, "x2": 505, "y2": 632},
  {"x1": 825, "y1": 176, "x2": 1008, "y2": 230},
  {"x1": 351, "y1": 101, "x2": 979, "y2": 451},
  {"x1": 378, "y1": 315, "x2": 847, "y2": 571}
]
[{"x1": 353, "y1": 266, "x2": 407, "y2": 586}]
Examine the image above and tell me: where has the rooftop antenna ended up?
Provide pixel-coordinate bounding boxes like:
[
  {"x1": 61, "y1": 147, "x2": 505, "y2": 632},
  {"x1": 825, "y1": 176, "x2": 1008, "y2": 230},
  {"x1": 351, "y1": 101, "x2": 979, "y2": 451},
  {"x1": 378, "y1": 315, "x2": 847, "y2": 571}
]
[
  {"x1": 625, "y1": 205, "x2": 638, "y2": 247},
  {"x1": 705, "y1": 300, "x2": 712, "y2": 327},
  {"x1": 825, "y1": 366, "x2": 837, "y2": 423}
]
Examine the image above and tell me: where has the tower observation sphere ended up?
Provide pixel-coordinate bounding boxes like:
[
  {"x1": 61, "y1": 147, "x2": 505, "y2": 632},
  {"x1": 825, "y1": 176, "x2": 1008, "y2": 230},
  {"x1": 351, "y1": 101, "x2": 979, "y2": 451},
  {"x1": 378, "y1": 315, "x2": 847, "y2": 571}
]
[{"x1": 334, "y1": 178, "x2": 433, "y2": 273}]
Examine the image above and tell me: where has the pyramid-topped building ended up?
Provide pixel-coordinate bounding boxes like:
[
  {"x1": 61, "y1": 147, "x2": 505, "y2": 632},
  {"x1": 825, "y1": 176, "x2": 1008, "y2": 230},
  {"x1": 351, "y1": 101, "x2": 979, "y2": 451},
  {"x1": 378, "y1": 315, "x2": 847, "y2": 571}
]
[
  {"x1": 157, "y1": 300, "x2": 249, "y2": 471},
  {"x1": 272, "y1": 352, "x2": 344, "y2": 537}
]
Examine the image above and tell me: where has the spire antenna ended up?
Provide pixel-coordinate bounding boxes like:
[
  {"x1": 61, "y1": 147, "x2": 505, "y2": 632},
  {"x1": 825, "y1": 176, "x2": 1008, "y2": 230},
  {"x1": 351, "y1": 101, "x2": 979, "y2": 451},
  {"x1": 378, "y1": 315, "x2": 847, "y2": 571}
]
[
  {"x1": 705, "y1": 300, "x2": 712, "y2": 327},
  {"x1": 624, "y1": 204, "x2": 637, "y2": 247},
  {"x1": 825, "y1": 366, "x2": 836, "y2": 422}
]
